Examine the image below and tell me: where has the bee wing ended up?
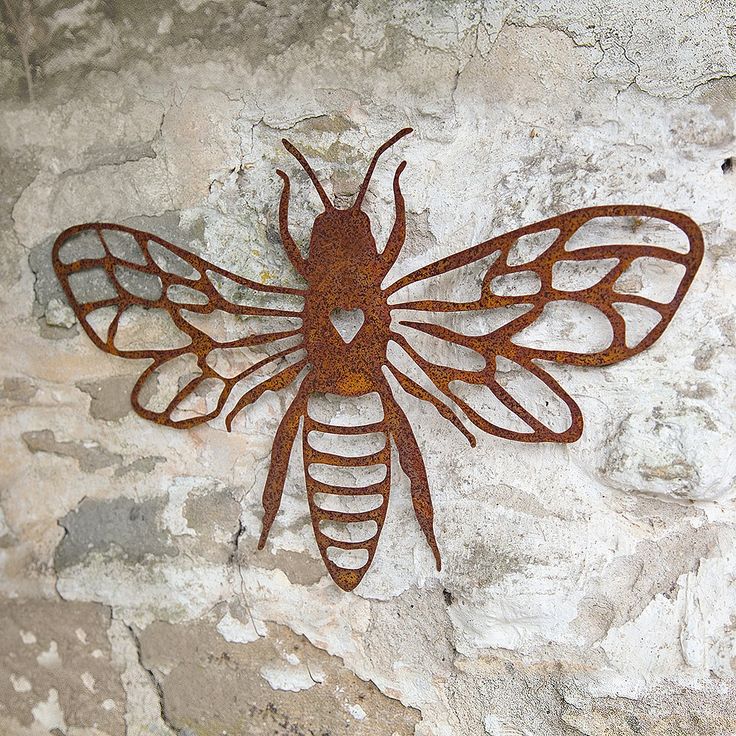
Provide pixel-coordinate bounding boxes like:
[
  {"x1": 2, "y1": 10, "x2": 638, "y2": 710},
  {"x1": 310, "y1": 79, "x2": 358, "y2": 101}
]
[
  {"x1": 384, "y1": 205, "x2": 703, "y2": 443},
  {"x1": 53, "y1": 223, "x2": 307, "y2": 429}
]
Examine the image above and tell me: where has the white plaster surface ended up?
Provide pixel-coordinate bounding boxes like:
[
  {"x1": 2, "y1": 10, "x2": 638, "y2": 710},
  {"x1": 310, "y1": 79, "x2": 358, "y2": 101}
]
[{"x1": 1, "y1": 1, "x2": 735, "y2": 734}]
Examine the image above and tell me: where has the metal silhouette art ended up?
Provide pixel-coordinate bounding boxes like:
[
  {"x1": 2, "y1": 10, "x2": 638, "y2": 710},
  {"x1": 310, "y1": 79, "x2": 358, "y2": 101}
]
[{"x1": 52, "y1": 128, "x2": 704, "y2": 591}]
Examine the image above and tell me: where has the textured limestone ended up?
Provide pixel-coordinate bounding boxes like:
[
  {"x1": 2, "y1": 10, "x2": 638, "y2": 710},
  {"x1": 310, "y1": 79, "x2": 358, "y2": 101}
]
[
  {"x1": 0, "y1": 599, "x2": 125, "y2": 735},
  {"x1": 138, "y1": 618, "x2": 420, "y2": 735},
  {"x1": 1, "y1": 1, "x2": 735, "y2": 734}
]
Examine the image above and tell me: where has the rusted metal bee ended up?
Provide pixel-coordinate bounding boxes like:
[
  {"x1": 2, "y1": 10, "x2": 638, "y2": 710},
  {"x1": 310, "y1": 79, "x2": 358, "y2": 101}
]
[{"x1": 52, "y1": 129, "x2": 703, "y2": 591}]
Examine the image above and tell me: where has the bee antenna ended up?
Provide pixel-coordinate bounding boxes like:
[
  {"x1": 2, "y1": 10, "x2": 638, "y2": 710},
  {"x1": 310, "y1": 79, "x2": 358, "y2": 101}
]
[
  {"x1": 282, "y1": 138, "x2": 334, "y2": 210},
  {"x1": 352, "y1": 127, "x2": 413, "y2": 211}
]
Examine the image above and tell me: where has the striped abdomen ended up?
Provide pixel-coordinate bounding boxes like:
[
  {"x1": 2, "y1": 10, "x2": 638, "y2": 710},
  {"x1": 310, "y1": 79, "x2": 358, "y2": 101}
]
[{"x1": 302, "y1": 396, "x2": 390, "y2": 591}]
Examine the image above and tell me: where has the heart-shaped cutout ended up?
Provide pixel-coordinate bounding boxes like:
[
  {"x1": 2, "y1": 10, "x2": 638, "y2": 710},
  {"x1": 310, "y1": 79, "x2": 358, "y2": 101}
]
[{"x1": 329, "y1": 308, "x2": 365, "y2": 344}]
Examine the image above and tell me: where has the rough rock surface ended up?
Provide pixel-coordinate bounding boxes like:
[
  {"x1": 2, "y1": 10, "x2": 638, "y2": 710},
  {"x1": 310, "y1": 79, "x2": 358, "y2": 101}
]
[{"x1": 1, "y1": 1, "x2": 735, "y2": 734}]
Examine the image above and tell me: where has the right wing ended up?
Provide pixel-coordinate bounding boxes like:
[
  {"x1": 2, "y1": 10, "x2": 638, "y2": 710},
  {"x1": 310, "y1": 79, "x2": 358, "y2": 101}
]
[
  {"x1": 53, "y1": 223, "x2": 308, "y2": 429},
  {"x1": 384, "y1": 205, "x2": 703, "y2": 445}
]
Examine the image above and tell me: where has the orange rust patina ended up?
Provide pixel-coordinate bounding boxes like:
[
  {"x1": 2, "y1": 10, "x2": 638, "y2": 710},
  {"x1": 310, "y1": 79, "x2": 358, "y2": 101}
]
[{"x1": 52, "y1": 129, "x2": 704, "y2": 591}]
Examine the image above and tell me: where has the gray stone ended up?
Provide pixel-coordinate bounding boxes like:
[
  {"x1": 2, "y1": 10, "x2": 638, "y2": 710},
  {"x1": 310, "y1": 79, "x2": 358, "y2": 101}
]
[
  {"x1": 0, "y1": 598, "x2": 125, "y2": 735},
  {"x1": 55, "y1": 496, "x2": 177, "y2": 569}
]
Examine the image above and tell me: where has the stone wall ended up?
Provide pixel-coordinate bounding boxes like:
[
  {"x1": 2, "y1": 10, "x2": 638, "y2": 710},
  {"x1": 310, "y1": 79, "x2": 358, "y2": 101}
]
[{"x1": 1, "y1": 1, "x2": 735, "y2": 734}]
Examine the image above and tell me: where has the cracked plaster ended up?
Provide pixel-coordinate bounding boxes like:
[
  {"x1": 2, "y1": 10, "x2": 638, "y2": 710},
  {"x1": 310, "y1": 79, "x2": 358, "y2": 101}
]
[{"x1": 1, "y1": 1, "x2": 736, "y2": 734}]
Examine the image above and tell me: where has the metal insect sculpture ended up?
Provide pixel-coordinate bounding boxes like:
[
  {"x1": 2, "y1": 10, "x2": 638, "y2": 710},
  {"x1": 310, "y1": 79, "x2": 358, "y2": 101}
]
[{"x1": 52, "y1": 128, "x2": 703, "y2": 591}]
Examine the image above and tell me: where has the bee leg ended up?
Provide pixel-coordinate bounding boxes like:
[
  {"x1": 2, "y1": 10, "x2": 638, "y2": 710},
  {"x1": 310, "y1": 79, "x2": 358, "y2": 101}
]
[
  {"x1": 381, "y1": 160, "x2": 407, "y2": 269},
  {"x1": 385, "y1": 394, "x2": 442, "y2": 571},
  {"x1": 257, "y1": 382, "x2": 308, "y2": 550},
  {"x1": 275, "y1": 169, "x2": 307, "y2": 278}
]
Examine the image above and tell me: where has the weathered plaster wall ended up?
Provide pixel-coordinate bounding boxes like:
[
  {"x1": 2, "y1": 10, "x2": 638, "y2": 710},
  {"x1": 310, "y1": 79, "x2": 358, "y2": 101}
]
[{"x1": 1, "y1": 1, "x2": 735, "y2": 734}]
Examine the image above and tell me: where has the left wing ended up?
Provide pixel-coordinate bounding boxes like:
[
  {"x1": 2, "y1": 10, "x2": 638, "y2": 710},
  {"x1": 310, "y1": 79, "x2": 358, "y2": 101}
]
[
  {"x1": 383, "y1": 205, "x2": 704, "y2": 444},
  {"x1": 53, "y1": 223, "x2": 307, "y2": 430}
]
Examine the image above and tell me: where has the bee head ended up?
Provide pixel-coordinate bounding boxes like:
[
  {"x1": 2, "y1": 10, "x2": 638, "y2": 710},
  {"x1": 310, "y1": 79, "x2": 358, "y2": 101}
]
[{"x1": 309, "y1": 206, "x2": 374, "y2": 259}]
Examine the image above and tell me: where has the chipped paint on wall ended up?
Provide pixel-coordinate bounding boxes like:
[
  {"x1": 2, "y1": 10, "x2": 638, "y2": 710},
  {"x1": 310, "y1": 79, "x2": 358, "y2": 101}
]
[{"x1": 1, "y1": 0, "x2": 735, "y2": 734}]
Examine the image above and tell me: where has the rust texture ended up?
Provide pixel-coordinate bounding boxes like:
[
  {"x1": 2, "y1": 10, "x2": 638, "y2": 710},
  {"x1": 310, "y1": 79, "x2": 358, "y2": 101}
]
[{"x1": 52, "y1": 129, "x2": 704, "y2": 591}]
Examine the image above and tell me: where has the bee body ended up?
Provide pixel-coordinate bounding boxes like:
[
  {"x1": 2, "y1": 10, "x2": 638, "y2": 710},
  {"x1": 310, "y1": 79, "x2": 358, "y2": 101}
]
[{"x1": 51, "y1": 128, "x2": 704, "y2": 591}]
